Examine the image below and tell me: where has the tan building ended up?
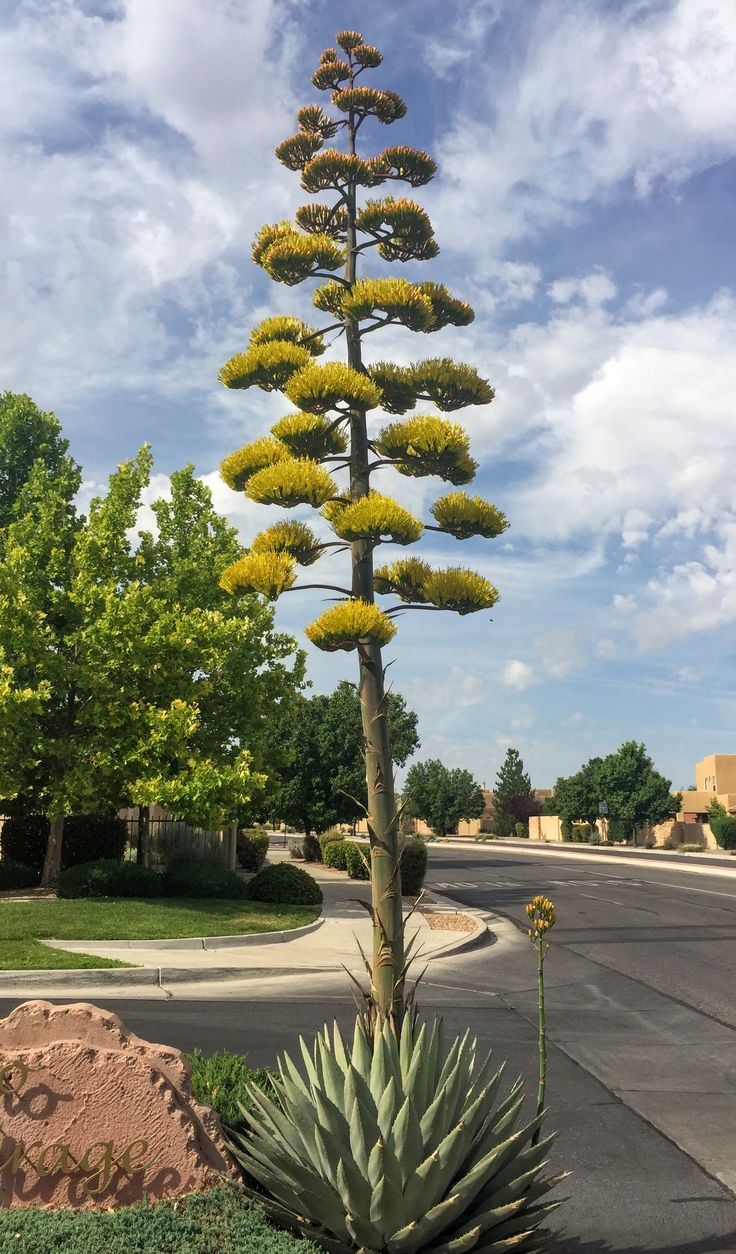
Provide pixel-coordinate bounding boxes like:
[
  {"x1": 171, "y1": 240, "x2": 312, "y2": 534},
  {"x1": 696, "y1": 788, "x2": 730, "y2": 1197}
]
[{"x1": 679, "y1": 754, "x2": 736, "y2": 822}]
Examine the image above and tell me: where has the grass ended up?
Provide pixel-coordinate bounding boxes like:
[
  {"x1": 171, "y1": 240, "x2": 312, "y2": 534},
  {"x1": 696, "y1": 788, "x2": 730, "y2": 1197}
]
[{"x1": 0, "y1": 898, "x2": 320, "y2": 970}]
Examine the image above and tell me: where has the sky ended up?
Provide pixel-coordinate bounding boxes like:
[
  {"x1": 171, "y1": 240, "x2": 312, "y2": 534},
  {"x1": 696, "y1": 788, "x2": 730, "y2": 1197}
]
[{"x1": 3, "y1": 0, "x2": 736, "y2": 791}]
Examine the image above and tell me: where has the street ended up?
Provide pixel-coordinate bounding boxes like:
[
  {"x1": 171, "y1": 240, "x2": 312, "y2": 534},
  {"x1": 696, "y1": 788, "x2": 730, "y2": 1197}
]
[{"x1": 3, "y1": 843, "x2": 736, "y2": 1252}]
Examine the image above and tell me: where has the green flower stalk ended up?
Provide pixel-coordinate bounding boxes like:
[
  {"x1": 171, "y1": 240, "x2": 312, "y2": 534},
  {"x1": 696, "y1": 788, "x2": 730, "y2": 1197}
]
[
  {"x1": 218, "y1": 27, "x2": 509, "y2": 1024},
  {"x1": 525, "y1": 895, "x2": 557, "y2": 1146}
]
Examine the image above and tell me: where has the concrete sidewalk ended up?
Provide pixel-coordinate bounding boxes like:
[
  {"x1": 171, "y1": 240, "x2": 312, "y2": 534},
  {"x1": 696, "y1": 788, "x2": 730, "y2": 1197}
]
[{"x1": 8, "y1": 859, "x2": 487, "y2": 997}]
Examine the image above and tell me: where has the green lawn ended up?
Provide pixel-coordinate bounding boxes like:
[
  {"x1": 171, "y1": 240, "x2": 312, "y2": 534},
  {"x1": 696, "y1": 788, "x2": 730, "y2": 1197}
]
[{"x1": 0, "y1": 898, "x2": 320, "y2": 970}]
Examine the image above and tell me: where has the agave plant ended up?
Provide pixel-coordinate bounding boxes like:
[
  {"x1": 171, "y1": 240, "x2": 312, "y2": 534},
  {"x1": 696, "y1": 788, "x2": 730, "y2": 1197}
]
[{"x1": 228, "y1": 1015, "x2": 562, "y2": 1253}]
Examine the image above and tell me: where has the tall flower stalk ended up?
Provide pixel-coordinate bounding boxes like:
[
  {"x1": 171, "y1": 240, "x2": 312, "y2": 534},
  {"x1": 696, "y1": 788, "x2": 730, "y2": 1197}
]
[
  {"x1": 525, "y1": 895, "x2": 557, "y2": 1145},
  {"x1": 219, "y1": 30, "x2": 507, "y2": 1023}
]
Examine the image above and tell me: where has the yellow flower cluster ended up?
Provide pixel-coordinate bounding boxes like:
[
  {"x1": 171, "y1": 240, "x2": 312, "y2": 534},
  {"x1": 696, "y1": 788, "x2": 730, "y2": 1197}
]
[
  {"x1": 295, "y1": 203, "x2": 348, "y2": 239},
  {"x1": 305, "y1": 599, "x2": 396, "y2": 652},
  {"x1": 422, "y1": 567, "x2": 499, "y2": 615},
  {"x1": 249, "y1": 316, "x2": 325, "y2": 356},
  {"x1": 261, "y1": 233, "x2": 345, "y2": 286},
  {"x1": 219, "y1": 437, "x2": 290, "y2": 492},
  {"x1": 218, "y1": 342, "x2": 311, "y2": 392},
  {"x1": 250, "y1": 521, "x2": 322, "y2": 566},
  {"x1": 342, "y1": 278, "x2": 434, "y2": 332},
  {"x1": 285, "y1": 362, "x2": 382, "y2": 414},
  {"x1": 356, "y1": 197, "x2": 437, "y2": 263},
  {"x1": 323, "y1": 491, "x2": 423, "y2": 546},
  {"x1": 275, "y1": 131, "x2": 323, "y2": 171},
  {"x1": 220, "y1": 551, "x2": 296, "y2": 599},
  {"x1": 375, "y1": 145, "x2": 437, "y2": 187},
  {"x1": 430, "y1": 492, "x2": 509, "y2": 540},
  {"x1": 331, "y1": 86, "x2": 407, "y2": 125},
  {"x1": 245, "y1": 459, "x2": 337, "y2": 508},
  {"x1": 374, "y1": 416, "x2": 477, "y2": 485},
  {"x1": 374, "y1": 557, "x2": 432, "y2": 603},
  {"x1": 525, "y1": 895, "x2": 557, "y2": 942},
  {"x1": 271, "y1": 412, "x2": 347, "y2": 459}
]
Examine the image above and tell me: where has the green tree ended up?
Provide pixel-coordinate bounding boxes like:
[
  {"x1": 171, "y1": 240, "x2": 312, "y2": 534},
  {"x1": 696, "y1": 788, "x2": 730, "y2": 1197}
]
[
  {"x1": 403, "y1": 759, "x2": 485, "y2": 838},
  {"x1": 0, "y1": 392, "x2": 78, "y2": 530},
  {"x1": 554, "y1": 743, "x2": 679, "y2": 841},
  {"x1": 0, "y1": 441, "x2": 304, "y2": 885},
  {"x1": 216, "y1": 29, "x2": 505, "y2": 1020},
  {"x1": 707, "y1": 799, "x2": 736, "y2": 850},
  {"x1": 494, "y1": 747, "x2": 535, "y2": 835},
  {"x1": 553, "y1": 757, "x2": 604, "y2": 832},
  {"x1": 275, "y1": 681, "x2": 419, "y2": 835}
]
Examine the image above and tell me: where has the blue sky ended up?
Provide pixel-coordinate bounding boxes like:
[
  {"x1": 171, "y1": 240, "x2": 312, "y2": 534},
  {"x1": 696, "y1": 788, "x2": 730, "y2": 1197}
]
[{"x1": 3, "y1": 0, "x2": 736, "y2": 791}]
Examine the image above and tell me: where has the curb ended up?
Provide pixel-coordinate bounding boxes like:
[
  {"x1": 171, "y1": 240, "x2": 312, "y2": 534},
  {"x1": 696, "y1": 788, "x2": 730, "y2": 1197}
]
[
  {"x1": 421, "y1": 891, "x2": 492, "y2": 959},
  {"x1": 441, "y1": 835, "x2": 736, "y2": 871},
  {"x1": 42, "y1": 916, "x2": 325, "y2": 954}
]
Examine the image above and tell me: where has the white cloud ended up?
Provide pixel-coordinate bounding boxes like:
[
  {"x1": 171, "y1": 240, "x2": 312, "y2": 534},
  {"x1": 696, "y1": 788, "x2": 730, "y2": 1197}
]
[
  {"x1": 534, "y1": 629, "x2": 583, "y2": 678},
  {"x1": 432, "y1": 0, "x2": 736, "y2": 254},
  {"x1": 633, "y1": 516, "x2": 736, "y2": 648},
  {"x1": 502, "y1": 659, "x2": 535, "y2": 690}
]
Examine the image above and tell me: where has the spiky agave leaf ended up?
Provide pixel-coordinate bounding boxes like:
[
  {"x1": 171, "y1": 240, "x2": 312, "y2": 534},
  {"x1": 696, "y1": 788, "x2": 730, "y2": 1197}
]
[
  {"x1": 227, "y1": 1015, "x2": 558, "y2": 1252},
  {"x1": 304, "y1": 600, "x2": 396, "y2": 652},
  {"x1": 296, "y1": 202, "x2": 348, "y2": 238},
  {"x1": 374, "y1": 557, "x2": 432, "y2": 602},
  {"x1": 219, "y1": 341, "x2": 312, "y2": 392},
  {"x1": 342, "y1": 278, "x2": 434, "y2": 331},
  {"x1": 431, "y1": 492, "x2": 510, "y2": 540},
  {"x1": 422, "y1": 567, "x2": 500, "y2": 615},
  {"x1": 250, "y1": 520, "x2": 324, "y2": 566},
  {"x1": 374, "y1": 416, "x2": 477, "y2": 484},
  {"x1": 272, "y1": 412, "x2": 348, "y2": 459},
  {"x1": 323, "y1": 491, "x2": 423, "y2": 545},
  {"x1": 262, "y1": 233, "x2": 345, "y2": 285},
  {"x1": 220, "y1": 437, "x2": 291, "y2": 491},
  {"x1": 220, "y1": 551, "x2": 296, "y2": 599},
  {"x1": 245, "y1": 459, "x2": 337, "y2": 508},
  {"x1": 286, "y1": 361, "x2": 382, "y2": 413},
  {"x1": 249, "y1": 315, "x2": 326, "y2": 356}
]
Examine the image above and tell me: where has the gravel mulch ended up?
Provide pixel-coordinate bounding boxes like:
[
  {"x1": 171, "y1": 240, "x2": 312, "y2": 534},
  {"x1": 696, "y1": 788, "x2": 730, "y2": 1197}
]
[{"x1": 421, "y1": 911, "x2": 478, "y2": 933}]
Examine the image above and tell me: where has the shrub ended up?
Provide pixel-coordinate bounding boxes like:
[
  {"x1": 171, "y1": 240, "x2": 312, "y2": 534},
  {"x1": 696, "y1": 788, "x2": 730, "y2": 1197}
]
[
  {"x1": 323, "y1": 839, "x2": 348, "y2": 870},
  {"x1": 401, "y1": 836, "x2": 428, "y2": 895},
  {"x1": 162, "y1": 864, "x2": 249, "y2": 899},
  {"x1": 288, "y1": 839, "x2": 304, "y2": 859},
  {"x1": 0, "y1": 1184, "x2": 318, "y2": 1252},
  {"x1": 514, "y1": 821, "x2": 527, "y2": 837},
  {"x1": 317, "y1": 828, "x2": 344, "y2": 857},
  {"x1": 302, "y1": 833, "x2": 321, "y2": 862},
  {"x1": 679, "y1": 842, "x2": 706, "y2": 853},
  {"x1": 188, "y1": 1048, "x2": 276, "y2": 1134},
  {"x1": 2, "y1": 813, "x2": 127, "y2": 876},
  {"x1": 237, "y1": 830, "x2": 269, "y2": 871},
  {"x1": 246, "y1": 862, "x2": 322, "y2": 906},
  {"x1": 58, "y1": 859, "x2": 162, "y2": 899},
  {"x1": 344, "y1": 840, "x2": 370, "y2": 880},
  {"x1": 708, "y1": 800, "x2": 736, "y2": 850},
  {"x1": 0, "y1": 859, "x2": 38, "y2": 890}
]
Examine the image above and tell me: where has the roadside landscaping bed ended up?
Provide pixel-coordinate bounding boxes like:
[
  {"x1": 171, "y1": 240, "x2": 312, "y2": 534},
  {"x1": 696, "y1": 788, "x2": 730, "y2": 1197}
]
[
  {"x1": 0, "y1": 1185, "x2": 318, "y2": 1253},
  {"x1": 0, "y1": 899, "x2": 320, "y2": 970}
]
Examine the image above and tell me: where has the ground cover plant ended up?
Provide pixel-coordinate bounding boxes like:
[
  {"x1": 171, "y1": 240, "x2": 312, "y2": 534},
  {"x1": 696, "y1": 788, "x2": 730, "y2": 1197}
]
[
  {"x1": 188, "y1": 1048, "x2": 276, "y2": 1134},
  {"x1": 215, "y1": 26, "x2": 560, "y2": 1252}
]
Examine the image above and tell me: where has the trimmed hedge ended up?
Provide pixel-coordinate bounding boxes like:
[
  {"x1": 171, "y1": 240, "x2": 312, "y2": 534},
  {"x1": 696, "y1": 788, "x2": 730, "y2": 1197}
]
[
  {"x1": 317, "y1": 829, "x2": 344, "y2": 858},
  {"x1": 288, "y1": 839, "x2": 304, "y2": 859},
  {"x1": 2, "y1": 813, "x2": 127, "y2": 876},
  {"x1": 0, "y1": 1184, "x2": 318, "y2": 1252},
  {"x1": 162, "y1": 864, "x2": 249, "y2": 899},
  {"x1": 188, "y1": 1048, "x2": 275, "y2": 1134},
  {"x1": 246, "y1": 862, "x2": 322, "y2": 906},
  {"x1": 0, "y1": 859, "x2": 38, "y2": 890},
  {"x1": 344, "y1": 840, "x2": 370, "y2": 881},
  {"x1": 58, "y1": 859, "x2": 162, "y2": 899},
  {"x1": 323, "y1": 839, "x2": 348, "y2": 871},
  {"x1": 237, "y1": 830, "x2": 269, "y2": 872},
  {"x1": 401, "y1": 837, "x2": 428, "y2": 896}
]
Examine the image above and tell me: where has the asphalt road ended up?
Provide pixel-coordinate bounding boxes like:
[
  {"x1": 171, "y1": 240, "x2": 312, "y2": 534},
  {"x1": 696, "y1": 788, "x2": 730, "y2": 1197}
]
[{"x1": 1, "y1": 843, "x2": 735, "y2": 1252}]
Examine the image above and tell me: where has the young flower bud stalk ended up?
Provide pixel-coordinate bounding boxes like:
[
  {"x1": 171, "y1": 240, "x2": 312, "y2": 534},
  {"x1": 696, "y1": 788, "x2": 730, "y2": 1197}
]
[{"x1": 526, "y1": 894, "x2": 557, "y2": 1145}]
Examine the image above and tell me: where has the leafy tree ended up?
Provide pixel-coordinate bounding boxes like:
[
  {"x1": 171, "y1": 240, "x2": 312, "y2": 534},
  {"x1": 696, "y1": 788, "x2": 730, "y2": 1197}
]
[
  {"x1": 403, "y1": 759, "x2": 485, "y2": 838},
  {"x1": 493, "y1": 747, "x2": 535, "y2": 835},
  {"x1": 707, "y1": 799, "x2": 736, "y2": 850},
  {"x1": 554, "y1": 743, "x2": 679, "y2": 840},
  {"x1": 0, "y1": 438, "x2": 304, "y2": 885},
  {"x1": 275, "y1": 681, "x2": 419, "y2": 835},
  {"x1": 0, "y1": 392, "x2": 78, "y2": 529},
  {"x1": 216, "y1": 29, "x2": 506, "y2": 1020}
]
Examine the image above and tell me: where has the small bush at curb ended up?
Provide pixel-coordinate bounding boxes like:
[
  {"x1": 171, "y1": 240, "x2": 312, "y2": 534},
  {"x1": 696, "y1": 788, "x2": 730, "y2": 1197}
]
[
  {"x1": 162, "y1": 864, "x2": 248, "y2": 899},
  {"x1": 401, "y1": 837, "x2": 428, "y2": 895},
  {"x1": 344, "y1": 840, "x2": 370, "y2": 881},
  {"x1": 58, "y1": 859, "x2": 162, "y2": 899},
  {"x1": 323, "y1": 839, "x2": 348, "y2": 871},
  {"x1": 302, "y1": 833, "x2": 321, "y2": 862},
  {"x1": 246, "y1": 862, "x2": 322, "y2": 906},
  {"x1": 288, "y1": 839, "x2": 304, "y2": 859},
  {"x1": 0, "y1": 860, "x2": 38, "y2": 890},
  {"x1": 188, "y1": 1048, "x2": 275, "y2": 1133},
  {"x1": 237, "y1": 830, "x2": 269, "y2": 871},
  {"x1": 0, "y1": 1184, "x2": 318, "y2": 1252}
]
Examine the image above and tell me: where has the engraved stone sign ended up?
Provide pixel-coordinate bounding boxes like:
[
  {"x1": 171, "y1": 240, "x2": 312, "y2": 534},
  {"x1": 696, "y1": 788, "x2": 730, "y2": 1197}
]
[{"x1": 0, "y1": 1000, "x2": 238, "y2": 1208}]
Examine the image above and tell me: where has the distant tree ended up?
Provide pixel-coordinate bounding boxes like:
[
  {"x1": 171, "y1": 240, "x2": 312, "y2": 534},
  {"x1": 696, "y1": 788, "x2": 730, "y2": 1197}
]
[
  {"x1": 554, "y1": 743, "x2": 679, "y2": 841},
  {"x1": 0, "y1": 437, "x2": 304, "y2": 885},
  {"x1": 275, "y1": 682, "x2": 419, "y2": 836},
  {"x1": 493, "y1": 747, "x2": 536, "y2": 835},
  {"x1": 403, "y1": 759, "x2": 484, "y2": 838}
]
